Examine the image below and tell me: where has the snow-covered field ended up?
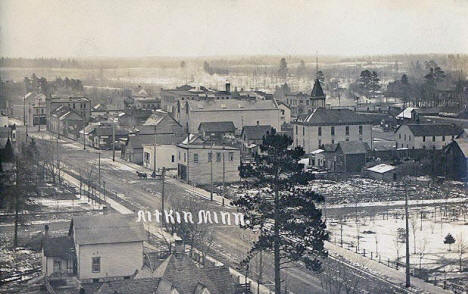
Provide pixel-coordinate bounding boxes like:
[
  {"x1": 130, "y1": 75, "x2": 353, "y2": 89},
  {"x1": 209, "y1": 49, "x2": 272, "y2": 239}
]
[{"x1": 327, "y1": 204, "x2": 467, "y2": 278}]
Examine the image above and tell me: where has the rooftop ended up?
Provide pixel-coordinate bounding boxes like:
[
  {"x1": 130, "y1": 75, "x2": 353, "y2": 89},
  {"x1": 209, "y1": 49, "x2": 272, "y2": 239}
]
[
  {"x1": 296, "y1": 108, "x2": 371, "y2": 126},
  {"x1": 185, "y1": 99, "x2": 278, "y2": 112},
  {"x1": 198, "y1": 121, "x2": 236, "y2": 133},
  {"x1": 367, "y1": 163, "x2": 396, "y2": 174},
  {"x1": 399, "y1": 124, "x2": 464, "y2": 137},
  {"x1": 241, "y1": 125, "x2": 273, "y2": 140},
  {"x1": 311, "y1": 79, "x2": 325, "y2": 97},
  {"x1": 43, "y1": 236, "x2": 75, "y2": 259},
  {"x1": 72, "y1": 214, "x2": 146, "y2": 246}
]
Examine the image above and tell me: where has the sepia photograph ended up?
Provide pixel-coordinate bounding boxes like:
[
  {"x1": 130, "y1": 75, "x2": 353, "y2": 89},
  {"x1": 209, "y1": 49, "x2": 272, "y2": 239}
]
[{"x1": 0, "y1": 0, "x2": 467, "y2": 293}]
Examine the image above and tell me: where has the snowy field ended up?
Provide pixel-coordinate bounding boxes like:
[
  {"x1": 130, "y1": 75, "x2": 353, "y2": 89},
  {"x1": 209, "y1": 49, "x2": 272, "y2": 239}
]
[{"x1": 327, "y1": 204, "x2": 467, "y2": 279}]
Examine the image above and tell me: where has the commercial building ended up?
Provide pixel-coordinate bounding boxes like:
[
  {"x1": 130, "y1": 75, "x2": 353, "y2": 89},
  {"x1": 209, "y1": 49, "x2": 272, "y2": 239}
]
[
  {"x1": 175, "y1": 99, "x2": 281, "y2": 134},
  {"x1": 292, "y1": 108, "x2": 372, "y2": 153},
  {"x1": 176, "y1": 135, "x2": 240, "y2": 185}
]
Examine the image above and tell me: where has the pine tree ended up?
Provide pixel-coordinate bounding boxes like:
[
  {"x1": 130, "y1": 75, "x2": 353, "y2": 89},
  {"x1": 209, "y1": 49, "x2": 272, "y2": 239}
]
[{"x1": 234, "y1": 129, "x2": 329, "y2": 294}]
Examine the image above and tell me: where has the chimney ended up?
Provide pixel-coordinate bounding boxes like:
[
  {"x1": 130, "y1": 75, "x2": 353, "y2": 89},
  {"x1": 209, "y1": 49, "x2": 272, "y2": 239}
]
[
  {"x1": 44, "y1": 224, "x2": 49, "y2": 239},
  {"x1": 225, "y1": 82, "x2": 231, "y2": 93}
]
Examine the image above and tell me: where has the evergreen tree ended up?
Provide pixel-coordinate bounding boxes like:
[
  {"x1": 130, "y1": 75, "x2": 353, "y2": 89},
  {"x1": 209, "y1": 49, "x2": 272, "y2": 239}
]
[
  {"x1": 234, "y1": 129, "x2": 329, "y2": 294},
  {"x1": 278, "y1": 58, "x2": 288, "y2": 79},
  {"x1": 444, "y1": 233, "x2": 456, "y2": 251}
]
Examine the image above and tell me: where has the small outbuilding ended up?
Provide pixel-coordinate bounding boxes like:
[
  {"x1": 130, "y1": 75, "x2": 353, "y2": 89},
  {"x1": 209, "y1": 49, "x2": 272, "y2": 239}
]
[{"x1": 367, "y1": 163, "x2": 397, "y2": 181}]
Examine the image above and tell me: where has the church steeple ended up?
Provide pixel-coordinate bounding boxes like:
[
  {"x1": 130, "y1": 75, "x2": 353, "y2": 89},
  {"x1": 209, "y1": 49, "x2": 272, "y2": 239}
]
[{"x1": 311, "y1": 79, "x2": 325, "y2": 98}]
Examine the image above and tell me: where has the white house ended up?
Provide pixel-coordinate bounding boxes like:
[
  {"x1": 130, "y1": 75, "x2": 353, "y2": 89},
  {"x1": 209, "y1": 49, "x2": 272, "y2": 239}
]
[
  {"x1": 71, "y1": 214, "x2": 146, "y2": 282},
  {"x1": 395, "y1": 124, "x2": 463, "y2": 150},
  {"x1": 292, "y1": 108, "x2": 373, "y2": 154}
]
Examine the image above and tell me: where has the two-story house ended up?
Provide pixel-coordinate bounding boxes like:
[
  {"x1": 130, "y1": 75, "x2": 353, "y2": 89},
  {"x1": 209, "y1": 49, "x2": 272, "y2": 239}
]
[
  {"x1": 395, "y1": 123, "x2": 463, "y2": 150},
  {"x1": 292, "y1": 108, "x2": 373, "y2": 154},
  {"x1": 176, "y1": 135, "x2": 240, "y2": 185}
]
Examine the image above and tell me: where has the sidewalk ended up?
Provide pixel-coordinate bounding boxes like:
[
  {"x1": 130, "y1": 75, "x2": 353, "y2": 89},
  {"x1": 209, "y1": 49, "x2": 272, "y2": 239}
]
[{"x1": 326, "y1": 242, "x2": 452, "y2": 294}]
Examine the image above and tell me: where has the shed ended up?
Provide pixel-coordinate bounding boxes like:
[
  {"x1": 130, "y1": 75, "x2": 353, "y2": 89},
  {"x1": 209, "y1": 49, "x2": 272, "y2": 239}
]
[{"x1": 367, "y1": 163, "x2": 397, "y2": 181}]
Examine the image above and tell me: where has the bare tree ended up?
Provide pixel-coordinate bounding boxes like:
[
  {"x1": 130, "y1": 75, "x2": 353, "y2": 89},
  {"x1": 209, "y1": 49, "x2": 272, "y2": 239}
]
[
  {"x1": 417, "y1": 238, "x2": 427, "y2": 270},
  {"x1": 457, "y1": 233, "x2": 465, "y2": 272},
  {"x1": 410, "y1": 213, "x2": 418, "y2": 254}
]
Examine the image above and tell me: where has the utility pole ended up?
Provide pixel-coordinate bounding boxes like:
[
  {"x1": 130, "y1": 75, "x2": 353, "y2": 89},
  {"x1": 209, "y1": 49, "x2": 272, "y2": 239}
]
[
  {"x1": 404, "y1": 181, "x2": 411, "y2": 288},
  {"x1": 112, "y1": 122, "x2": 115, "y2": 161},
  {"x1": 210, "y1": 140, "x2": 213, "y2": 201},
  {"x1": 83, "y1": 127, "x2": 86, "y2": 150},
  {"x1": 98, "y1": 152, "x2": 101, "y2": 186},
  {"x1": 103, "y1": 181, "x2": 106, "y2": 203},
  {"x1": 161, "y1": 167, "x2": 166, "y2": 227},
  {"x1": 222, "y1": 145, "x2": 225, "y2": 207},
  {"x1": 153, "y1": 124, "x2": 157, "y2": 176},
  {"x1": 14, "y1": 159, "x2": 19, "y2": 248}
]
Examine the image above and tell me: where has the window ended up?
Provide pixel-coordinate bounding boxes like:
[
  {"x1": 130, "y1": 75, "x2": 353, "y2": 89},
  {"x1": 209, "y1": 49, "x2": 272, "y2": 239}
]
[
  {"x1": 295, "y1": 125, "x2": 298, "y2": 134},
  {"x1": 318, "y1": 127, "x2": 322, "y2": 136},
  {"x1": 423, "y1": 136, "x2": 426, "y2": 142},
  {"x1": 171, "y1": 155, "x2": 175, "y2": 163},
  {"x1": 208, "y1": 152, "x2": 212, "y2": 162},
  {"x1": 318, "y1": 140, "x2": 321, "y2": 148},
  {"x1": 345, "y1": 126, "x2": 349, "y2": 136},
  {"x1": 53, "y1": 260, "x2": 62, "y2": 273},
  {"x1": 409, "y1": 136, "x2": 411, "y2": 141},
  {"x1": 178, "y1": 152, "x2": 181, "y2": 160},
  {"x1": 331, "y1": 139, "x2": 334, "y2": 144},
  {"x1": 346, "y1": 138, "x2": 349, "y2": 141},
  {"x1": 442, "y1": 136, "x2": 445, "y2": 141},
  {"x1": 331, "y1": 127, "x2": 335, "y2": 136},
  {"x1": 399, "y1": 134, "x2": 401, "y2": 139},
  {"x1": 432, "y1": 136, "x2": 435, "y2": 142},
  {"x1": 216, "y1": 152, "x2": 221, "y2": 162},
  {"x1": 404, "y1": 134, "x2": 406, "y2": 141},
  {"x1": 183, "y1": 152, "x2": 186, "y2": 163},
  {"x1": 302, "y1": 126, "x2": 305, "y2": 136},
  {"x1": 92, "y1": 257, "x2": 100, "y2": 273},
  {"x1": 193, "y1": 153, "x2": 199, "y2": 163},
  {"x1": 359, "y1": 125, "x2": 363, "y2": 135},
  {"x1": 229, "y1": 152, "x2": 234, "y2": 161}
]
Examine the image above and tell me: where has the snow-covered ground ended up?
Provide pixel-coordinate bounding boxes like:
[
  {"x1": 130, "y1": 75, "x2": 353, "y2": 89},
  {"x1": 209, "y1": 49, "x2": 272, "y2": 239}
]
[{"x1": 327, "y1": 204, "x2": 467, "y2": 278}]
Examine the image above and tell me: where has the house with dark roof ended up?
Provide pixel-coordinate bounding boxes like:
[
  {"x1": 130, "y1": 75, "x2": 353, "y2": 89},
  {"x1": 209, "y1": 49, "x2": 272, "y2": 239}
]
[
  {"x1": 42, "y1": 225, "x2": 76, "y2": 277},
  {"x1": 49, "y1": 105, "x2": 85, "y2": 139},
  {"x1": 443, "y1": 138, "x2": 468, "y2": 181},
  {"x1": 395, "y1": 123, "x2": 463, "y2": 150},
  {"x1": 71, "y1": 214, "x2": 146, "y2": 282},
  {"x1": 319, "y1": 141, "x2": 370, "y2": 173},
  {"x1": 198, "y1": 121, "x2": 236, "y2": 140},
  {"x1": 292, "y1": 108, "x2": 373, "y2": 153},
  {"x1": 132, "y1": 240, "x2": 235, "y2": 294},
  {"x1": 240, "y1": 125, "x2": 273, "y2": 155}
]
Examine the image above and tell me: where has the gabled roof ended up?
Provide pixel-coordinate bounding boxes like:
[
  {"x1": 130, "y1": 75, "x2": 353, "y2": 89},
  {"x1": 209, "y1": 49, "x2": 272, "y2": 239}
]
[
  {"x1": 241, "y1": 125, "x2": 273, "y2": 140},
  {"x1": 311, "y1": 79, "x2": 325, "y2": 97},
  {"x1": 337, "y1": 141, "x2": 369, "y2": 154},
  {"x1": 297, "y1": 108, "x2": 371, "y2": 126},
  {"x1": 396, "y1": 107, "x2": 418, "y2": 119},
  {"x1": 198, "y1": 121, "x2": 236, "y2": 133},
  {"x1": 448, "y1": 138, "x2": 468, "y2": 158},
  {"x1": 43, "y1": 236, "x2": 75, "y2": 259},
  {"x1": 96, "y1": 278, "x2": 172, "y2": 294},
  {"x1": 95, "y1": 126, "x2": 128, "y2": 137},
  {"x1": 157, "y1": 254, "x2": 234, "y2": 294},
  {"x1": 398, "y1": 124, "x2": 463, "y2": 137},
  {"x1": 72, "y1": 214, "x2": 146, "y2": 246},
  {"x1": 143, "y1": 110, "x2": 179, "y2": 127},
  {"x1": 126, "y1": 135, "x2": 158, "y2": 150}
]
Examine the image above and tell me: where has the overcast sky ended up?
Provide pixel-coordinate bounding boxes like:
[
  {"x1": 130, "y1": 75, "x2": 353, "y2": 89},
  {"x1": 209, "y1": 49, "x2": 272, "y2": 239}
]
[{"x1": 1, "y1": 0, "x2": 467, "y2": 58}]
